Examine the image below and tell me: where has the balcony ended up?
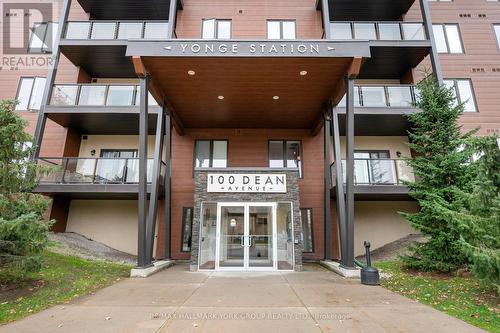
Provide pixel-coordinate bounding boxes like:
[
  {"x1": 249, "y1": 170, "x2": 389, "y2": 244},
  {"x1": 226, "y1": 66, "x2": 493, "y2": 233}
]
[
  {"x1": 60, "y1": 20, "x2": 169, "y2": 77},
  {"x1": 35, "y1": 157, "x2": 165, "y2": 199},
  {"x1": 335, "y1": 85, "x2": 419, "y2": 135},
  {"x1": 45, "y1": 84, "x2": 162, "y2": 134},
  {"x1": 330, "y1": 158, "x2": 414, "y2": 200},
  {"x1": 330, "y1": 22, "x2": 426, "y2": 41}
]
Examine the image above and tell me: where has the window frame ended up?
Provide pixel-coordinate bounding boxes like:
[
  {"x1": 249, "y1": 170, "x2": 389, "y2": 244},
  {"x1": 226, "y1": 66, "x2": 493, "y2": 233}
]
[
  {"x1": 300, "y1": 208, "x2": 314, "y2": 253},
  {"x1": 443, "y1": 78, "x2": 479, "y2": 112},
  {"x1": 193, "y1": 139, "x2": 229, "y2": 170},
  {"x1": 432, "y1": 23, "x2": 464, "y2": 54},
  {"x1": 268, "y1": 139, "x2": 303, "y2": 178},
  {"x1": 14, "y1": 76, "x2": 47, "y2": 112},
  {"x1": 266, "y1": 19, "x2": 297, "y2": 40},
  {"x1": 201, "y1": 18, "x2": 232, "y2": 39},
  {"x1": 180, "y1": 207, "x2": 194, "y2": 252},
  {"x1": 99, "y1": 149, "x2": 138, "y2": 158}
]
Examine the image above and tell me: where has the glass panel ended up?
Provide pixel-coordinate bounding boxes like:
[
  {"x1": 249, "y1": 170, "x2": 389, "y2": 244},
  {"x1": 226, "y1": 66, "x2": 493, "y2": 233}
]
[
  {"x1": 282, "y1": 21, "x2": 296, "y2": 39},
  {"x1": 456, "y1": 80, "x2": 477, "y2": 112},
  {"x1": 217, "y1": 20, "x2": 231, "y2": 39},
  {"x1": 65, "y1": 22, "x2": 90, "y2": 39},
  {"x1": 269, "y1": 140, "x2": 284, "y2": 168},
  {"x1": 495, "y1": 25, "x2": 500, "y2": 47},
  {"x1": 300, "y1": 208, "x2": 313, "y2": 252},
  {"x1": 45, "y1": 23, "x2": 58, "y2": 53},
  {"x1": 286, "y1": 141, "x2": 302, "y2": 176},
  {"x1": 95, "y1": 158, "x2": 126, "y2": 183},
  {"x1": 248, "y1": 206, "x2": 273, "y2": 268},
  {"x1": 369, "y1": 159, "x2": 395, "y2": 184},
  {"x1": 387, "y1": 86, "x2": 413, "y2": 107},
  {"x1": 444, "y1": 25, "x2": 463, "y2": 53},
  {"x1": 90, "y1": 22, "x2": 116, "y2": 39},
  {"x1": 443, "y1": 79, "x2": 458, "y2": 107},
  {"x1": 134, "y1": 86, "x2": 159, "y2": 105},
  {"x1": 432, "y1": 25, "x2": 448, "y2": 53},
  {"x1": 338, "y1": 86, "x2": 361, "y2": 107},
  {"x1": 330, "y1": 23, "x2": 352, "y2": 40},
  {"x1": 212, "y1": 141, "x2": 227, "y2": 168},
  {"x1": 29, "y1": 23, "x2": 47, "y2": 52},
  {"x1": 106, "y1": 86, "x2": 135, "y2": 106},
  {"x1": 199, "y1": 203, "x2": 217, "y2": 269},
  {"x1": 78, "y1": 86, "x2": 106, "y2": 105},
  {"x1": 195, "y1": 140, "x2": 211, "y2": 168},
  {"x1": 277, "y1": 203, "x2": 294, "y2": 270},
  {"x1": 378, "y1": 23, "x2": 401, "y2": 40},
  {"x1": 63, "y1": 158, "x2": 96, "y2": 183},
  {"x1": 396, "y1": 160, "x2": 415, "y2": 183},
  {"x1": 402, "y1": 23, "x2": 426, "y2": 40},
  {"x1": 219, "y1": 206, "x2": 245, "y2": 268},
  {"x1": 353, "y1": 23, "x2": 376, "y2": 40},
  {"x1": 181, "y1": 208, "x2": 193, "y2": 252},
  {"x1": 353, "y1": 157, "x2": 370, "y2": 184},
  {"x1": 143, "y1": 22, "x2": 168, "y2": 39},
  {"x1": 202, "y1": 19, "x2": 215, "y2": 39},
  {"x1": 28, "y1": 77, "x2": 46, "y2": 110},
  {"x1": 361, "y1": 87, "x2": 386, "y2": 106},
  {"x1": 267, "y1": 21, "x2": 281, "y2": 39},
  {"x1": 15, "y1": 78, "x2": 34, "y2": 110},
  {"x1": 50, "y1": 85, "x2": 78, "y2": 105},
  {"x1": 38, "y1": 158, "x2": 65, "y2": 183},
  {"x1": 117, "y1": 22, "x2": 143, "y2": 39}
]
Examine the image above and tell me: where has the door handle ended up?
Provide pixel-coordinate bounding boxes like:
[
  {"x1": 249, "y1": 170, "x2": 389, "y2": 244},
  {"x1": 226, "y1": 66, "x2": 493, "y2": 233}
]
[{"x1": 240, "y1": 236, "x2": 245, "y2": 247}]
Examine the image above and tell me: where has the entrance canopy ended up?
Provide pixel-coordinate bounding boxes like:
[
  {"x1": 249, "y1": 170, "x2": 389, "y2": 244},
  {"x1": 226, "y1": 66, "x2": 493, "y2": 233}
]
[{"x1": 126, "y1": 40, "x2": 370, "y2": 133}]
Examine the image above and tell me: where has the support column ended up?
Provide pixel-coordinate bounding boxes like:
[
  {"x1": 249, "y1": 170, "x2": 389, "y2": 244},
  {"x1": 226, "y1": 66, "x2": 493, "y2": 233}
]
[
  {"x1": 321, "y1": 0, "x2": 331, "y2": 39},
  {"x1": 331, "y1": 105, "x2": 347, "y2": 264},
  {"x1": 419, "y1": 0, "x2": 443, "y2": 84},
  {"x1": 163, "y1": 112, "x2": 172, "y2": 259},
  {"x1": 137, "y1": 75, "x2": 152, "y2": 268},
  {"x1": 146, "y1": 107, "x2": 165, "y2": 261},
  {"x1": 33, "y1": 0, "x2": 72, "y2": 157},
  {"x1": 323, "y1": 109, "x2": 332, "y2": 260},
  {"x1": 344, "y1": 75, "x2": 355, "y2": 269}
]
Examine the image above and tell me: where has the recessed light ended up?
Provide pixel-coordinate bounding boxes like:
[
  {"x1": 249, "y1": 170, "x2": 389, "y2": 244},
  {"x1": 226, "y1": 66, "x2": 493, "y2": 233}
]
[
  {"x1": 188, "y1": 70, "x2": 195, "y2": 76},
  {"x1": 218, "y1": 95, "x2": 224, "y2": 100},
  {"x1": 300, "y1": 70, "x2": 308, "y2": 76},
  {"x1": 273, "y1": 95, "x2": 280, "y2": 100}
]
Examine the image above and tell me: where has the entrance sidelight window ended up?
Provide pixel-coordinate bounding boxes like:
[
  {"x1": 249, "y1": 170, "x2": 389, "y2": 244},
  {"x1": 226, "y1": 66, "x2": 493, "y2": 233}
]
[
  {"x1": 267, "y1": 20, "x2": 296, "y2": 40},
  {"x1": 268, "y1": 140, "x2": 302, "y2": 177},
  {"x1": 181, "y1": 207, "x2": 194, "y2": 252},
  {"x1": 202, "y1": 19, "x2": 232, "y2": 39},
  {"x1": 194, "y1": 140, "x2": 228, "y2": 168},
  {"x1": 300, "y1": 208, "x2": 314, "y2": 253}
]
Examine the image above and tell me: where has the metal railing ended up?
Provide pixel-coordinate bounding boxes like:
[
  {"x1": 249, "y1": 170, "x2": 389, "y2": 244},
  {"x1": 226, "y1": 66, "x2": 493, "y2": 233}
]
[
  {"x1": 38, "y1": 157, "x2": 165, "y2": 184},
  {"x1": 337, "y1": 85, "x2": 418, "y2": 108},
  {"x1": 330, "y1": 21, "x2": 426, "y2": 41},
  {"x1": 330, "y1": 158, "x2": 414, "y2": 187},
  {"x1": 64, "y1": 20, "x2": 169, "y2": 40},
  {"x1": 49, "y1": 84, "x2": 159, "y2": 107}
]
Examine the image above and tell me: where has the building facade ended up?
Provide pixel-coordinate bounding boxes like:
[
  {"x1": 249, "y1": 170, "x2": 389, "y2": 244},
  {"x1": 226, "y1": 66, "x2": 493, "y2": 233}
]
[{"x1": 1, "y1": 0, "x2": 498, "y2": 271}]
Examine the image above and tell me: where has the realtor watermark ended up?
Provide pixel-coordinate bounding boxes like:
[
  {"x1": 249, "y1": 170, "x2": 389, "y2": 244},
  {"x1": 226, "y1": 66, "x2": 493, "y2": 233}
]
[
  {"x1": 1, "y1": 2, "x2": 56, "y2": 71},
  {"x1": 150, "y1": 312, "x2": 351, "y2": 321}
]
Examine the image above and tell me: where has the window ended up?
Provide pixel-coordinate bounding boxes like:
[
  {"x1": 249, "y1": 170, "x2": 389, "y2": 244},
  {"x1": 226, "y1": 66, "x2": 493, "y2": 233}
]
[
  {"x1": 28, "y1": 22, "x2": 58, "y2": 53},
  {"x1": 202, "y1": 19, "x2": 231, "y2": 39},
  {"x1": 268, "y1": 140, "x2": 302, "y2": 177},
  {"x1": 300, "y1": 208, "x2": 314, "y2": 253},
  {"x1": 432, "y1": 24, "x2": 464, "y2": 53},
  {"x1": 267, "y1": 20, "x2": 296, "y2": 40},
  {"x1": 494, "y1": 25, "x2": 500, "y2": 48},
  {"x1": 443, "y1": 79, "x2": 478, "y2": 112},
  {"x1": 181, "y1": 207, "x2": 194, "y2": 252},
  {"x1": 194, "y1": 140, "x2": 228, "y2": 168},
  {"x1": 15, "y1": 77, "x2": 46, "y2": 111}
]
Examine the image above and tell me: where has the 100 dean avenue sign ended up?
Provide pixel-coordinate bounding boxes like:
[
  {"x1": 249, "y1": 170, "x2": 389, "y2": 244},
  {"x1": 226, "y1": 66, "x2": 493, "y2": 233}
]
[{"x1": 207, "y1": 174, "x2": 287, "y2": 193}]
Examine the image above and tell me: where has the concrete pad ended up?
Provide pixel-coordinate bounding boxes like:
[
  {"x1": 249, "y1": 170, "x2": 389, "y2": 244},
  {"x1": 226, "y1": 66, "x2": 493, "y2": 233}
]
[
  {"x1": 320, "y1": 260, "x2": 361, "y2": 278},
  {"x1": 130, "y1": 260, "x2": 174, "y2": 278}
]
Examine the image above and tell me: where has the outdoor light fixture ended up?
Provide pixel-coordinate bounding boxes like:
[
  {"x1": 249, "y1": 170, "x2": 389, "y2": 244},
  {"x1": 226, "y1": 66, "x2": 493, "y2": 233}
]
[
  {"x1": 90, "y1": 149, "x2": 96, "y2": 156},
  {"x1": 396, "y1": 151, "x2": 402, "y2": 158},
  {"x1": 300, "y1": 70, "x2": 308, "y2": 76},
  {"x1": 188, "y1": 70, "x2": 196, "y2": 76},
  {"x1": 273, "y1": 96, "x2": 280, "y2": 100},
  {"x1": 218, "y1": 95, "x2": 224, "y2": 100}
]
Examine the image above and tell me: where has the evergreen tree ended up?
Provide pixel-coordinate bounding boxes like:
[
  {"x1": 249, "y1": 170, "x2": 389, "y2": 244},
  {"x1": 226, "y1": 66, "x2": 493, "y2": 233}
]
[
  {"x1": 401, "y1": 76, "x2": 476, "y2": 272},
  {"x1": 0, "y1": 100, "x2": 53, "y2": 277}
]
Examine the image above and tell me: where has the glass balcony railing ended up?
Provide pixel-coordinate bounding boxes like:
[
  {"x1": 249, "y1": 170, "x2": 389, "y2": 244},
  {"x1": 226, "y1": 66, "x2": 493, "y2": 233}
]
[
  {"x1": 49, "y1": 84, "x2": 159, "y2": 107},
  {"x1": 64, "y1": 21, "x2": 169, "y2": 40},
  {"x1": 330, "y1": 159, "x2": 414, "y2": 187},
  {"x1": 37, "y1": 158, "x2": 165, "y2": 185},
  {"x1": 330, "y1": 22, "x2": 426, "y2": 41},
  {"x1": 337, "y1": 85, "x2": 417, "y2": 108}
]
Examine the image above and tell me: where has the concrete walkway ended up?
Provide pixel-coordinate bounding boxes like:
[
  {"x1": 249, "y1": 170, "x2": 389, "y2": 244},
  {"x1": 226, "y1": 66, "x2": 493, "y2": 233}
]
[{"x1": 0, "y1": 264, "x2": 486, "y2": 333}]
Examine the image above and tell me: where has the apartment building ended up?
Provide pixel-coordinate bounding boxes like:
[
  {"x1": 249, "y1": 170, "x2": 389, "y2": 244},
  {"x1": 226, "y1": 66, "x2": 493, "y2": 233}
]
[{"x1": 1, "y1": 0, "x2": 498, "y2": 272}]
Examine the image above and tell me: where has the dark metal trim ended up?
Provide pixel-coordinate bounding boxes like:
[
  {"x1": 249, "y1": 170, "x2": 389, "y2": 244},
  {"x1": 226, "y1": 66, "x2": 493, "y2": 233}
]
[
  {"x1": 344, "y1": 76, "x2": 355, "y2": 269},
  {"x1": 164, "y1": 111, "x2": 172, "y2": 259},
  {"x1": 419, "y1": 0, "x2": 443, "y2": 84},
  {"x1": 300, "y1": 208, "x2": 315, "y2": 253},
  {"x1": 323, "y1": 109, "x2": 332, "y2": 259},
  {"x1": 180, "y1": 207, "x2": 194, "y2": 252}
]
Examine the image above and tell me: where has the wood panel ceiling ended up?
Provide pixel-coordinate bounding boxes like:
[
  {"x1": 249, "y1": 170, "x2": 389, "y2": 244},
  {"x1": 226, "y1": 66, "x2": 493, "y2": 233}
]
[{"x1": 142, "y1": 57, "x2": 353, "y2": 129}]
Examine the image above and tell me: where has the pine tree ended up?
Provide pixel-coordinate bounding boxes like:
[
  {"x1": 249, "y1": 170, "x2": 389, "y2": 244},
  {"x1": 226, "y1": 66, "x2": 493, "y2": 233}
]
[{"x1": 401, "y1": 76, "x2": 476, "y2": 272}]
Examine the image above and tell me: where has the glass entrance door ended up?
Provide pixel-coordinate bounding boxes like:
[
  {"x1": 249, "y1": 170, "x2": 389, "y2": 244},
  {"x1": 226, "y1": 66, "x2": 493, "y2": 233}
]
[{"x1": 216, "y1": 203, "x2": 277, "y2": 271}]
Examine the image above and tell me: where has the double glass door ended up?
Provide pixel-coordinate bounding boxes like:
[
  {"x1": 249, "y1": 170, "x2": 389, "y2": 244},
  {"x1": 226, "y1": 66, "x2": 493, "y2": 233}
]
[{"x1": 216, "y1": 203, "x2": 277, "y2": 271}]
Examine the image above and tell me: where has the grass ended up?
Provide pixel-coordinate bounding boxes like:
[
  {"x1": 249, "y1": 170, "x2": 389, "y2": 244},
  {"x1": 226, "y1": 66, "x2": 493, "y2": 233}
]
[
  {"x1": 0, "y1": 251, "x2": 132, "y2": 324},
  {"x1": 376, "y1": 260, "x2": 500, "y2": 333}
]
